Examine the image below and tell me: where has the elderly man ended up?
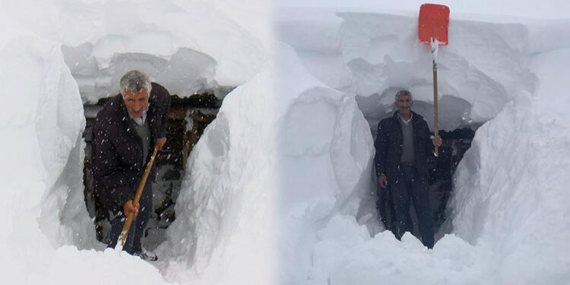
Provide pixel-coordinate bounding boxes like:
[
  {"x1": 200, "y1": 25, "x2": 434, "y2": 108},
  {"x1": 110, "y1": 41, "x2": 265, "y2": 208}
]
[
  {"x1": 92, "y1": 70, "x2": 170, "y2": 260},
  {"x1": 374, "y1": 89, "x2": 442, "y2": 249}
]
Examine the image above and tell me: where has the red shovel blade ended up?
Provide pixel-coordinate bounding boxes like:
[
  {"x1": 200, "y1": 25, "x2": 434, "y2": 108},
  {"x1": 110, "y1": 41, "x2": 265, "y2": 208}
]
[{"x1": 418, "y1": 4, "x2": 450, "y2": 45}]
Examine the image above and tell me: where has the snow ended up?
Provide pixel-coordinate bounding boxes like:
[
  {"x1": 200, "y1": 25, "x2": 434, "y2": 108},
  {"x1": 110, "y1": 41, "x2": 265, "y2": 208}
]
[
  {"x1": 157, "y1": 64, "x2": 277, "y2": 285},
  {"x1": 6, "y1": 0, "x2": 269, "y2": 103},
  {"x1": 274, "y1": 3, "x2": 570, "y2": 284},
  {"x1": 277, "y1": 0, "x2": 570, "y2": 20},
  {"x1": 1, "y1": 0, "x2": 570, "y2": 285}
]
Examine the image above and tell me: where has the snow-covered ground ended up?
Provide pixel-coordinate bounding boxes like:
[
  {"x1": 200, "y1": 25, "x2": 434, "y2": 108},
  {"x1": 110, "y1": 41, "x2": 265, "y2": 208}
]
[{"x1": 1, "y1": 0, "x2": 569, "y2": 284}]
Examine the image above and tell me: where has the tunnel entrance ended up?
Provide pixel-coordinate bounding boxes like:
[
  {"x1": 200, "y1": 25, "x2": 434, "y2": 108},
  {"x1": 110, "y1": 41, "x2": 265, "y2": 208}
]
[
  {"x1": 429, "y1": 128, "x2": 476, "y2": 229},
  {"x1": 358, "y1": 92, "x2": 479, "y2": 237},
  {"x1": 82, "y1": 91, "x2": 225, "y2": 249}
]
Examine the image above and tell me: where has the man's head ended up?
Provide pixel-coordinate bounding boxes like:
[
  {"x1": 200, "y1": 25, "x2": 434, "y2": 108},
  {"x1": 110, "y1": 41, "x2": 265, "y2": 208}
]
[
  {"x1": 394, "y1": 89, "x2": 413, "y2": 117},
  {"x1": 120, "y1": 70, "x2": 152, "y2": 118}
]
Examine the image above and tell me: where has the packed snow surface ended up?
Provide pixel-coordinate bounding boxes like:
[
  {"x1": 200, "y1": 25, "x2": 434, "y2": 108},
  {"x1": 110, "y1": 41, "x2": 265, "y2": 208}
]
[
  {"x1": 275, "y1": 5, "x2": 570, "y2": 285},
  {"x1": 4, "y1": 0, "x2": 269, "y2": 103},
  {"x1": 1, "y1": 0, "x2": 570, "y2": 284}
]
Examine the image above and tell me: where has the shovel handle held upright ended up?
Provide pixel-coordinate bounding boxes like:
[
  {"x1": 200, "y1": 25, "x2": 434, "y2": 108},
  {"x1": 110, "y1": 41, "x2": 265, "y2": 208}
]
[
  {"x1": 117, "y1": 144, "x2": 160, "y2": 248},
  {"x1": 433, "y1": 59, "x2": 439, "y2": 157},
  {"x1": 419, "y1": 4, "x2": 448, "y2": 157}
]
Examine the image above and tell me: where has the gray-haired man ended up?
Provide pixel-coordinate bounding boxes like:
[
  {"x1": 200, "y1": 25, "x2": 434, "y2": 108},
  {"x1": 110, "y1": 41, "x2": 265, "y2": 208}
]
[
  {"x1": 92, "y1": 70, "x2": 170, "y2": 259},
  {"x1": 374, "y1": 90, "x2": 442, "y2": 248}
]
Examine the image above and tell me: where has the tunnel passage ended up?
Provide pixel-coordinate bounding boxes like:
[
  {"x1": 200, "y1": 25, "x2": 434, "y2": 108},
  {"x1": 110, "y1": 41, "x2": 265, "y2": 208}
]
[
  {"x1": 429, "y1": 127, "x2": 476, "y2": 229},
  {"x1": 358, "y1": 92, "x2": 479, "y2": 237},
  {"x1": 372, "y1": 126, "x2": 477, "y2": 235},
  {"x1": 82, "y1": 92, "x2": 224, "y2": 249}
]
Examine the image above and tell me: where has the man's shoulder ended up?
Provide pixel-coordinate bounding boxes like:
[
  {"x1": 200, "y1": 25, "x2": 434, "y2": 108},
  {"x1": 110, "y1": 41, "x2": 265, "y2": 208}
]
[
  {"x1": 149, "y1": 82, "x2": 171, "y2": 110},
  {"x1": 379, "y1": 113, "x2": 398, "y2": 127},
  {"x1": 411, "y1": 111, "x2": 429, "y2": 126},
  {"x1": 150, "y1": 82, "x2": 170, "y2": 100},
  {"x1": 98, "y1": 95, "x2": 123, "y2": 115},
  {"x1": 94, "y1": 95, "x2": 124, "y2": 127},
  {"x1": 412, "y1": 111, "x2": 425, "y2": 121},
  {"x1": 151, "y1": 82, "x2": 167, "y2": 94}
]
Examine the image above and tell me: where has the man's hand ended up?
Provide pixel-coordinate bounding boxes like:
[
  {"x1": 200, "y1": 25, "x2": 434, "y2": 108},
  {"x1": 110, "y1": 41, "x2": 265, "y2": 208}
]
[
  {"x1": 123, "y1": 200, "x2": 140, "y2": 218},
  {"x1": 432, "y1": 134, "x2": 442, "y2": 147},
  {"x1": 378, "y1": 174, "x2": 388, "y2": 188},
  {"x1": 156, "y1": 137, "x2": 167, "y2": 151}
]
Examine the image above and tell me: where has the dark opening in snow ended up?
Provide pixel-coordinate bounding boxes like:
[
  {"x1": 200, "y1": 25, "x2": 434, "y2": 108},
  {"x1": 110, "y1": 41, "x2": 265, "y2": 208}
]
[
  {"x1": 357, "y1": 92, "x2": 479, "y2": 238},
  {"x1": 82, "y1": 92, "x2": 223, "y2": 249}
]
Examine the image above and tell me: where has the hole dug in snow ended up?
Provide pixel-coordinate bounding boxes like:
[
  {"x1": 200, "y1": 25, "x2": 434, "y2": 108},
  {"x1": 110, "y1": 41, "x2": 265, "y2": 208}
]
[
  {"x1": 82, "y1": 93, "x2": 223, "y2": 250},
  {"x1": 61, "y1": 46, "x2": 233, "y2": 253},
  {"x1": 356, "y1": 87, "x2": 478, "y2": 240}
]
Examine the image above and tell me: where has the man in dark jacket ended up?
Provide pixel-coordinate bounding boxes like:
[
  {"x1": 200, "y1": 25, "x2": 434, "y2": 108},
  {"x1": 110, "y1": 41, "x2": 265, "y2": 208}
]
[
  {"x1": 92, "y1": 70, "x2": 170, "y2": 259},
  {"x1": 374, "y1": 90, "x2": 441, "y2": 249}
]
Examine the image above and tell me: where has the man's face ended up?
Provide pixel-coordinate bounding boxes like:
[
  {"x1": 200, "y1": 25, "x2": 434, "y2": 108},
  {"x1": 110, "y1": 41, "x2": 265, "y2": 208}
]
[
  {"x1": 123, "y1": 88, "x2": 149, "y2": 118},
  {"x1": 395, "y1": 94, "x2": 413, "y2": 116}
]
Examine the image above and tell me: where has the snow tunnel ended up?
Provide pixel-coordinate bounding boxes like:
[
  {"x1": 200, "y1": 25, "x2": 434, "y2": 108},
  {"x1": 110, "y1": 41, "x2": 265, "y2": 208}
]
[
  {"x1": 0, "y1": 1, "x2": 274, "y2": 283},
  {"x1": 336, "y1": 13, "x2": 538, "y2": 238},
  {"x1": 272, "y1": 10, "x2": 570, "y2": 284},
  {"x1": 275, "y1": 10, "x2": 538, "y2": 241},
  {"x1": 60, "y1": 43, "x2": 235, "y2": 249},
  {"x1": 3, "y1": 1, "x2": 570, "y2": 284}
]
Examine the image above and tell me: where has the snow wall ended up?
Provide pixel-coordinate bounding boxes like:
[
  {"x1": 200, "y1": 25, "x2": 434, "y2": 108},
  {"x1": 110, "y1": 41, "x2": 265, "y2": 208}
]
[
  {"x1": 157, "y1": 66, "x2": 278, "y2": 284},
  {"x1": 1, "y1": 1, "x2": 570, "y2": 285},
  {"x1": 273, "y1": 9, "x2": 570, "y2": 285},
  {"x1": 0, "y1": 0, "x2": 269, "y2": 284},
  {"x1": 5, "y1": 0, "x2": 269, "y2": 103}
]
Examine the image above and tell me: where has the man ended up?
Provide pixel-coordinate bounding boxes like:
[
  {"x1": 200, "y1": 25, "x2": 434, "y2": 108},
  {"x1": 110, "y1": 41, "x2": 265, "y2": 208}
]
[
  {"x1": 374, "y1": 89, "x2": 442, "y2": 249},
  {"x1": 92, "y1": 70, "x2": 170, "y2": 260}
]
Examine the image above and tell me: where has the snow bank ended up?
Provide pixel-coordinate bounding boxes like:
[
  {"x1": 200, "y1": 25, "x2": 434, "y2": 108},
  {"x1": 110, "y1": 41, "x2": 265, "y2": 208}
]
[
  {"x1": 7, "y1": 0, "x2": 269, "y2": 102},
  {"x1": 277, "y1": 0, "x2": 570, "y2": 20},
  {"x1": 277, "y1": 11, "x2": 537, "y2": 131},
  {"x1": 0, "y1": 0, "x2": 269, "y2": 284},
  {"x1": 0, "y1": 29, "x2": 84, "y2": 262},
  {"x1": 0, "y1": 27, "x2": 172, "y2": 284},
  {"x1": 45, "y1": 247, "x2": 173, "y2": 285},
  {"x1": 2, "y1": 0, "x2": 570, "y2": 284},
  {"x1": 275, "y1": 8, "x2": 570, "y2": 285},
  {"x1": 451, "y1": 46, "x2": 570, "y2": 283},
  {"x1": 274, "y1": 43, "x2": 375, "y2": 284},
  {"x1": 158, "y1": 63, "x2": 277, "y2": 284}
]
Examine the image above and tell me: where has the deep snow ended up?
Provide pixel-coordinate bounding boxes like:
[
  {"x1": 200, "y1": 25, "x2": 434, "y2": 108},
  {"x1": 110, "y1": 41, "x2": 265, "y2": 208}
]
[{"x1": 0, "y1": 0, "x2": 569, "y2": 284}]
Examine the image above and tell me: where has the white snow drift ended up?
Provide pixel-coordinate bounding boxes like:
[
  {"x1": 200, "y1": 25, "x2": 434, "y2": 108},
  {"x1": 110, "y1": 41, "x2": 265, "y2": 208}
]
[
  {"x1": 275, "y1": 7, "x2": 570, "y2": 285},
  {"x1": 1, "y1": 1, "x2": 570, "y2": 285}
]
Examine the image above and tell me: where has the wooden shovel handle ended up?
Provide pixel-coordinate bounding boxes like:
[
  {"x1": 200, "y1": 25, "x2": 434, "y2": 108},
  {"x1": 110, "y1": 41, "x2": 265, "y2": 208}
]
[
  {"x1": 433, "y1": 59, "x2": 439, "y2": 156},
  {"x1": 117, "y1": 144, "x2": 159, "y2": 248}
]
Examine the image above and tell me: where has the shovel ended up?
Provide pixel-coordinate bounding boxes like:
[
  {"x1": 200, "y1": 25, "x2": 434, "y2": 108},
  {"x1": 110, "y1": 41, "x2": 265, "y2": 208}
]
[
  {"x1": 419, "y1": 3, "x2": 449, "y2": 156},
  {"x1": 116, "y1": 144, "x2": 159, "y2": 249}
]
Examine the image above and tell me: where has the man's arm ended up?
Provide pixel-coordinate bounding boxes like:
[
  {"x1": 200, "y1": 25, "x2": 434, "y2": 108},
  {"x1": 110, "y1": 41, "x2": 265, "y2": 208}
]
[
  {"x1": 155, "y1": 137, "x2": 167, "y2": 151},
  {"x1": 92, "y1": 119, "x2": 137, "y2": 208},
  {"x1": 424, "y1": 121, "x2": 442, "y2": 154},
  {"x1": 432, "y1": 134, "x2": 442, "y2": 149},
  {"x1": 421, "y1": 121, "x2": 442, "y2": 177},
  {"x1": 374, "y1": 121, "x2": 389, "y2": 188},
  {"x1": 123, "y1": 200, "x2": 139, "y2": 217}
]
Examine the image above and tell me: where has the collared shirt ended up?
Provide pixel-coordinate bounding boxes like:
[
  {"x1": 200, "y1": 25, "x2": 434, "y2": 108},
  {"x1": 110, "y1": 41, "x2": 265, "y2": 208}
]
[
  {"x1": 398, "y1": 112, "x2": 413, "y2": 125},
  {"x1": 130, "y1": 112, "x2": 147, "y2": 126}
]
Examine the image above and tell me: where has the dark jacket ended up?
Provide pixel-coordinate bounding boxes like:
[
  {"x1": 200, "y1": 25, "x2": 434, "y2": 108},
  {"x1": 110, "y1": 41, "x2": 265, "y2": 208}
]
[
  {"x1": 374, "y1": 111, "x2": 435, "y2": 183},
  {"x1": 92, "y1": 82, "x2": 170, "y2": 212}
]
